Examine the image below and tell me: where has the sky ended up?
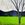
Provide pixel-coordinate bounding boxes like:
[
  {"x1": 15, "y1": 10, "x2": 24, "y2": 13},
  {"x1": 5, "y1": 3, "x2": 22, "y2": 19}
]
[
  {"x1": 0, "y1": 0, "x2": 17, "y2": 12},
  {"x1": 0, "y1": 0, "x2": 25, "y2": 12}
]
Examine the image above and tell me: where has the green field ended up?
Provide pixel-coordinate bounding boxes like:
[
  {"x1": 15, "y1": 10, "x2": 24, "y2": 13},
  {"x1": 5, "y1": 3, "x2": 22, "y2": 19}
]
[
  {"x1": 0, "y1": 16, "x2": 25, "y2": 25},
  {"x1": 21, "y1": 16, "x2": 25, "y2": 25},
  {"x1": 0, "y1": 16, "x2": 19, "y2": 25}
]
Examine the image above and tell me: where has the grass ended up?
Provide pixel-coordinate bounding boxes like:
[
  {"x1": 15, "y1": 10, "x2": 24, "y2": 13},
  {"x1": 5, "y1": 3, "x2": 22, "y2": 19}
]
[
  {"x1": 0, "y1": 16, "x2": 25, "y2": 25},
  {"x1": 0, "y1": 16, "x2": 19, "y2": 25},
  {"x1": 21, "y1": 16, "x2": 25, "y2": 25}
]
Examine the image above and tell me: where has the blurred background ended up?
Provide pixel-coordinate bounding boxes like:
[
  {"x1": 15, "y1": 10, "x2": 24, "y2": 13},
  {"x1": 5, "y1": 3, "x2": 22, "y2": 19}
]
[
  {"x1": 0, "y1": 0, "x2": 25, "y2": 25},
  {"x1": 0, "y1": 0, "x2": 25, "y2": 16}
]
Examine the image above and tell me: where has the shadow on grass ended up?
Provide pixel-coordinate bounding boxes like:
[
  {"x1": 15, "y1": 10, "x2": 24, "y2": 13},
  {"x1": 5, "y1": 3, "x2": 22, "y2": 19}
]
[{"x1": 0, "y1": 16, "x2": 18, "y2": 17}]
